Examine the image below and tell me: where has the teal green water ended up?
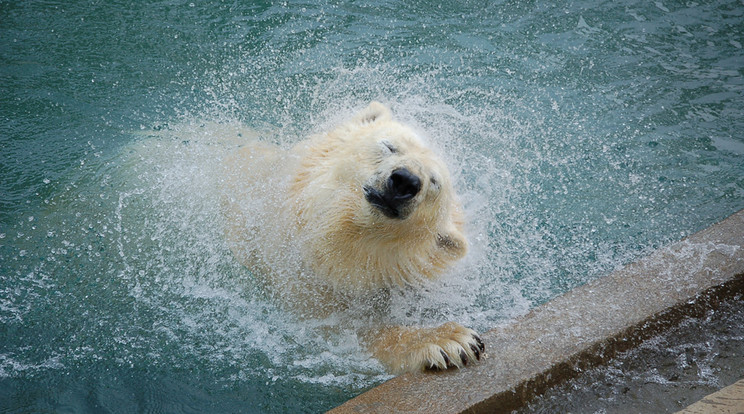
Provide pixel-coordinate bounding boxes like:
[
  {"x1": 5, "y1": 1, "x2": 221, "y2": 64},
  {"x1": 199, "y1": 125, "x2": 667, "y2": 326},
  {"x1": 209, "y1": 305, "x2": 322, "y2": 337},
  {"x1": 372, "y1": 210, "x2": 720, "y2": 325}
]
[{"x1": 1, "y1": 1, "x2": 743, "y2": 412}]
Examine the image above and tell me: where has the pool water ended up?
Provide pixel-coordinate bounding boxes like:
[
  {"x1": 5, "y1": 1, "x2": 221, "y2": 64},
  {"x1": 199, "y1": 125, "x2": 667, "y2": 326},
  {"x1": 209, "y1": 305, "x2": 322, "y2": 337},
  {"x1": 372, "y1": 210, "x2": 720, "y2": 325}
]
[{"x1": 1, "y1": 1, "x2": 743, "y2": 412}]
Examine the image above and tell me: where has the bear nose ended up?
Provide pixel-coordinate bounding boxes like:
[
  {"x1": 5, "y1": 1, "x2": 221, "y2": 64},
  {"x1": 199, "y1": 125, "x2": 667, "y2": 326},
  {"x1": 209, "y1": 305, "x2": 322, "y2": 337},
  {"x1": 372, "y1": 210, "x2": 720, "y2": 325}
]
[{"x1": 388, "y1": 168, "x2": 421, "y2": 202}]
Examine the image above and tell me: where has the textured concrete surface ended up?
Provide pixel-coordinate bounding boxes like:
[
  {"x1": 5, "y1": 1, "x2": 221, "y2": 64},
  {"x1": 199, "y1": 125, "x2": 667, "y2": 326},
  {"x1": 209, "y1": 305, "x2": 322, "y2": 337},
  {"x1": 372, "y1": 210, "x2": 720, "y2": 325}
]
[
  {"x1": 676, "y1": 379, "x2": 744, "y2": 414},
  {"x1": 329, "y1": 209, "x2": 744, "y2": 414}
]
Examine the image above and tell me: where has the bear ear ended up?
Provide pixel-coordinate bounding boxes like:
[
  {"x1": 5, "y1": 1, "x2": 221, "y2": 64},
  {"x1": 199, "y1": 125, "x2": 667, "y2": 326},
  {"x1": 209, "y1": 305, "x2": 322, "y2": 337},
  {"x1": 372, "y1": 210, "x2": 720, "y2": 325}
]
[
  {"x1": 353, "y1": 101, "x2": 393, "y2": 125},
  {"x1": 436, "y1": 225, "x2": 467, "y2": 260}
]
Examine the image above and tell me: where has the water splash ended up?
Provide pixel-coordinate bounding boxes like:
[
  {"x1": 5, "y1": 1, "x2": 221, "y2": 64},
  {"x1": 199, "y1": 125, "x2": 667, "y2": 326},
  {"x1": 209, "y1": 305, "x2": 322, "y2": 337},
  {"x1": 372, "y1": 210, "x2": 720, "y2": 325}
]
[{"x1": 2, "y1": 0, "x2": 743, "y2": 411}]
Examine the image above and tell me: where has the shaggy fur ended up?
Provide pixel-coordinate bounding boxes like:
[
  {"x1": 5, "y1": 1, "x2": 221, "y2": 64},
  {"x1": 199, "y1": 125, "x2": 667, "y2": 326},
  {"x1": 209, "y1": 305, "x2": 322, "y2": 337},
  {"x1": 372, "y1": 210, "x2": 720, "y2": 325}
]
[{"x1": 223, "y1": 102, "x2": 483, "y2": 373}]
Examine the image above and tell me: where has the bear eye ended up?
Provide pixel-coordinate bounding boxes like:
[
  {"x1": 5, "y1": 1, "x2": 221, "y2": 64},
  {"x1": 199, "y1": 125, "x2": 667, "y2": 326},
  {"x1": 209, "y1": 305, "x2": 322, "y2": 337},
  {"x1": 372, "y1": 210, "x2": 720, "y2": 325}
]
[
  {"x1": 429, "y1": 175, "x2": 441, "y2": 193},
  {"x1": 380, "y1": 140, "x2": 397, "y2": 154}
]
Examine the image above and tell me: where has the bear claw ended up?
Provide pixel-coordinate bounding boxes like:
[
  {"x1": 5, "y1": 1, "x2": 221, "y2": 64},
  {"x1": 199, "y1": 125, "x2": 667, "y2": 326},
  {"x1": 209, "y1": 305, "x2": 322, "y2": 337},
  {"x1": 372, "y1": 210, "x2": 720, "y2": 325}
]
[
  {"x1": 428, "y1": 349, "x2": 469, "y2": 371},
  {"x1": 474, "y1": 335, "x2": 485, "y2": 352},
  {"x1": 459, "y1": 349, "x2": 468, "y2": 366},
  {"x1": 470, "y1": 343, "x2": 481, "y2": 360},
  {"x1": 441, "y1": 350, "x2": 455, "y2": 369}
]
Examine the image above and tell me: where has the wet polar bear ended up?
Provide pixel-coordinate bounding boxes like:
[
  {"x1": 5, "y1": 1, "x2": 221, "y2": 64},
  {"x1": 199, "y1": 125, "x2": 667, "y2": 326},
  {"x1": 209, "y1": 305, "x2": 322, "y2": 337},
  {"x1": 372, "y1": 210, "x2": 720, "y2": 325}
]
[{"x1": 223, "y1": 102, "x2": 484, "y2": 374}]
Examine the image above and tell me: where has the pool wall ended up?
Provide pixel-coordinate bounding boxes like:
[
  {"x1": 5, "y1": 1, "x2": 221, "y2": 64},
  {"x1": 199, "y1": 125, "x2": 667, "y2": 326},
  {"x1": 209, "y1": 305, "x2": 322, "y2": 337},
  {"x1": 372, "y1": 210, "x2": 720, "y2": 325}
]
[
  {"x1": 677, "y1": 378, "x2": 744, "y2": 413},
  {"x1": 330, "y1": 209, "x2": 744, "y2": 413}
]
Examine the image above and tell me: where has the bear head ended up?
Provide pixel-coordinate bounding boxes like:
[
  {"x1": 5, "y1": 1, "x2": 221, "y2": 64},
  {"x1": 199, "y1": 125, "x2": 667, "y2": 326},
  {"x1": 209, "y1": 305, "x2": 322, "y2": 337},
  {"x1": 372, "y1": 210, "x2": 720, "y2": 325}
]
[{"x1": 289, "y1": 102, "x2": 468, "y2": 292}]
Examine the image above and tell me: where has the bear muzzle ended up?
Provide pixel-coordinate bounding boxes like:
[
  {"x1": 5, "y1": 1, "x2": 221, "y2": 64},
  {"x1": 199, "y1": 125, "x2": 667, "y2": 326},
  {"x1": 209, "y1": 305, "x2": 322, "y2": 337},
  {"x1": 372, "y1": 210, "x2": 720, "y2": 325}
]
[{"x1": 364, "y1": 168, "x2": 422, "y2": 219}]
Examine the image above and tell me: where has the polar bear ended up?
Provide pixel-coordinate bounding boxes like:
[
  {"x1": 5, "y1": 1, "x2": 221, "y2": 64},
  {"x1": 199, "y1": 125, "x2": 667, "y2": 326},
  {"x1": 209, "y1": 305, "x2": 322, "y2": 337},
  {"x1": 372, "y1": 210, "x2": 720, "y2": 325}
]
[{"x1": 222, "y1": 102, "x2": 484, "y2": 374}]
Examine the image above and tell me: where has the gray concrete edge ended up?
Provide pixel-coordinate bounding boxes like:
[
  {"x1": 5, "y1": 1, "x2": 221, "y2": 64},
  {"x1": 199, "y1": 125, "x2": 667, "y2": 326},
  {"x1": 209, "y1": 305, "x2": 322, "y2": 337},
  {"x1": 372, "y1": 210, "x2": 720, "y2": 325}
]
[
  {"x1": 675, "y1": 378, "x2": 744, "y2": 414},
  {"x1": 329, "y1": 209, "x2": 744, "y2": 414}
]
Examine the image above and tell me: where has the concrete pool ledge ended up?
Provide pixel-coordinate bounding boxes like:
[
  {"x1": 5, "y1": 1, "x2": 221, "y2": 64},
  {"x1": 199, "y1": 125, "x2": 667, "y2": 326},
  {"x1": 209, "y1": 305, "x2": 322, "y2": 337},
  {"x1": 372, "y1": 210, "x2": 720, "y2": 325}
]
[
  {"x1": 330, "y1": 209, "x2": 744, "y2": 414},
  {"x1": 676, "y1": 378, "x2": 744, "y2": 413}
]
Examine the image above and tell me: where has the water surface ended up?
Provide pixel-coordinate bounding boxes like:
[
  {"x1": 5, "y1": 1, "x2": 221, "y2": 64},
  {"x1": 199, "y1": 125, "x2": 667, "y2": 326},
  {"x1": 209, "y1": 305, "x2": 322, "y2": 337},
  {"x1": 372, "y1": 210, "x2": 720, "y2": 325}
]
[{"x1": 1, "y1": 1, "x2": 743, "y2": 412}]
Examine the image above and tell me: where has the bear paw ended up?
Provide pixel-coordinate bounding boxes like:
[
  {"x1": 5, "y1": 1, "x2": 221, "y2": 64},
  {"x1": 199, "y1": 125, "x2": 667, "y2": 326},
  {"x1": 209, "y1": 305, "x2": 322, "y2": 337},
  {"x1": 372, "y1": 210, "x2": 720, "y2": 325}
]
[
  {"x1": 416, "y1": 322, "x2": 485, "y2": 371},
  {"x1": 370, "y1": 322, "x2": 485, "y2": 374}
]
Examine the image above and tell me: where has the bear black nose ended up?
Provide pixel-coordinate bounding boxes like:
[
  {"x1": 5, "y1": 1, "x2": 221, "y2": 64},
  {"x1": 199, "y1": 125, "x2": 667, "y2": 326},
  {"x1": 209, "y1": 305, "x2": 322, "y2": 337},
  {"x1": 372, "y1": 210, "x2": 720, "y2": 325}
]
[{"x1": 388, "y1": 168, "x2": 421, "y2": 202}]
